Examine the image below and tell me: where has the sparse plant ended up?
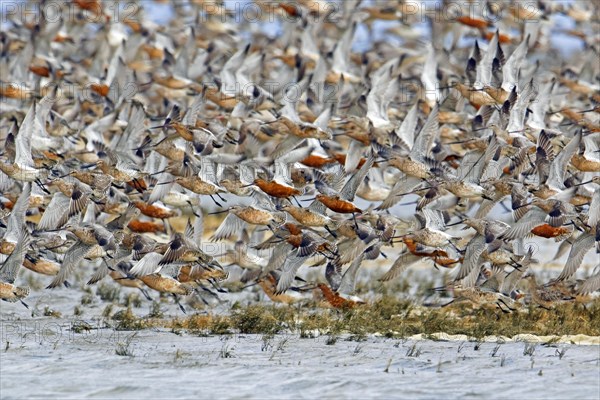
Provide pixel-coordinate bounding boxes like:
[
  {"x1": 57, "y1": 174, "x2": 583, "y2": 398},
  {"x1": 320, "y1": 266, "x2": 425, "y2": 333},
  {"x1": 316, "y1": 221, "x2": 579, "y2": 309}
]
[
  {"x1": 383, "y1": 358, "x2": 392, "y2": 373},
  {"x1": 43, "y1": 306, "x2": 61, "y2": 318},
  {"x1": 114, "y1": 307, "x2": 147, "y2": 330},
  {"x1": 276, "y1": 337, "x2": 288, "y2": 352},
  {"x1": 96, "y1": 283, "x2": 121, "y2": 302},
  {"x1": 220, "y1": 343, "x2": 235, "y2": 358},
  {"x1": 261, "y1": 334, "x2": 273, "y2": 352},
  {"x1": 325, "y1": 334, "x2": 338, "y2": 345},
  {"x1": 102, "y1": 304, "x2": 113, "y2": 318},
  {"x1": 523, "y1": 343, "x2": 536, "y2": 356},
  {"x1": 406, "y1": 343, "x2": 422, "y2": 358},
  {"x1": 115, "y1": 333, "x2": 137, "y2": 356},
  {"x1": 490, "y1": 344, "x2": 501, "y2": 357},
  {"x1": 148, "y1": 301, "x2": 163, "y2": 318},
  {"x1": 80, "y1": 292, "x2": 95, "y2": 305},
  {"x1": 173, "y1": 349, "x2": 185, "y2": 362},
  {"x1": 71, "y1": 320, "x2": 92, "y2": 333},
  {"x1": 124, "y1": 293, "x2": 143, "y2": 308},
  {"x1": 555, "y1": 348, "x2": 568, "y2": 360}
]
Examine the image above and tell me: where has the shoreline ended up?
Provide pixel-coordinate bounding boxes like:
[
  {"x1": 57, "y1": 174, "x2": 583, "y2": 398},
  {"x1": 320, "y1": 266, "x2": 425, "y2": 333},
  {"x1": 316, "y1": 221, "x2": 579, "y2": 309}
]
[{"x1": 3, "y1": 297, "x2": 599, "y2": 344}]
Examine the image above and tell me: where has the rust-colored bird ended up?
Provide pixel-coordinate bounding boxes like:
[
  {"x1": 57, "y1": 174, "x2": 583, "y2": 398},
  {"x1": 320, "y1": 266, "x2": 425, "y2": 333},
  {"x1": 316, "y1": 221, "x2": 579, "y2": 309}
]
[
  {"x1": 257, "y1": 273, "x2": 299, "y2": 304},
  {"x1": 133, "y1": 201, "x2": 178, "y2": 220},
  {"x1": 316, "y1": 283, "x2": 365, "y2": 310},
  {"x1": 316, "y1": 194, "x2": 362, "y2": 214},
  {"x1": 530, "y1": 224, "x2": 573, "y2": 239},
  {"x1": 127, "y1": 219, "x2": 167, "y2": 234},
  {"x1": 253, "y1": 178, "x2": 301, "y2": 199}
]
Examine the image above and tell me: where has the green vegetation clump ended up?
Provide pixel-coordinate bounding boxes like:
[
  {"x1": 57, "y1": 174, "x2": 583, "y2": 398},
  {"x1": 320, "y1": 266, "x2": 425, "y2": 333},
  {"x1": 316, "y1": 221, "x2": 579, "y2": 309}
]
[
  {"x1": 96, "y1": 297, "x2": 600, "y2": 338},
  {"x1": 43, "y1": 306, "x2": 62, "y2": 318},
  {"x1": 96, "y1": 283, "x2": 121, "y2": 302},
  {"x1": 113, "y1": 307, "x2": 157, "y2": 331},
  {"x1": 123, "y1": 293, "x2": 143, "y2": 308},
  {"x1": 230, "y1": 305, "x2": 285, "y2": 334}
]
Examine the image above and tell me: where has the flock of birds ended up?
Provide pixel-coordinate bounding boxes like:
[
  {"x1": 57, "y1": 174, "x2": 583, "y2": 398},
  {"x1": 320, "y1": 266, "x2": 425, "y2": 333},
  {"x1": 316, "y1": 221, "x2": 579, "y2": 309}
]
[{"x1": 1, "y1": 0, "x2": 599, "y2": 315}]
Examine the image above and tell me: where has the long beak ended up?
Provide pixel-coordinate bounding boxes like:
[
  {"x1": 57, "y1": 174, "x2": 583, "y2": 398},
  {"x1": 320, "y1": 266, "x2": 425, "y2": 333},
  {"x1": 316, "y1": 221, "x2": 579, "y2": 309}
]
[
  {"x1": 572, "y1": 179, "x2": 593, "y2": 187},
  {"x1": 156, "y1": 180, "x2": 176, "y2": 185},
  {"x1": 398, "y1": 200, "x2": 418, "y2": 206},
  {"x1": 132, "y1": 137, "x2": 153, "y2": 151},
  {"x1": 395, "y1": 186, "x2": 432, "y2": 196},
  {"x1": 549, "y1": 107, "x2": 599, "y2": 115},
  {"x1": 290, "y1": 283, "x2": 318, "y2": 292},
  {"x1": 208, "y1": 210, "x2": 229, "y2": 215},
  {"x1": 242, "y1": 281, "x2": 261, "y2": 289},
  {"x1": 580, "y1": 107, "x2": 600, "y2": 113},
  {"x1": 438, "y1": 83, "x2": 457, "y2": 90},
  {"x1": 513, "y1": 202, "x2": 532, "y2": 210},
  {"x1": 149, "y1": 169, "x2": 167, "y2": 176},
  {"x1": 445, "y1": 219, "x2": 465, "y2": 227},
  {"x1": 43, "y1": 227, "x2": 65, "y2": 232},
  {"x1": 446, "y1": 138, "x2": 479, "y2": 144}
]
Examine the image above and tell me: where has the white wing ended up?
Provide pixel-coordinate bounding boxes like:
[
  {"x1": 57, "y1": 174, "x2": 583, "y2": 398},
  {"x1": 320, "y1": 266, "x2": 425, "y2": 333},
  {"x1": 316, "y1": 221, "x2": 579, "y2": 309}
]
[{"x1": 129, "y1": 252, "x2": 164, "y2": 277}]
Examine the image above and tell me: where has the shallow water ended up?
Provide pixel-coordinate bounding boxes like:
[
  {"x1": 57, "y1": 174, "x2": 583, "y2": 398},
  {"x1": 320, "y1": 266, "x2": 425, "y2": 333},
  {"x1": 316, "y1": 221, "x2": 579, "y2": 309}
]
[
  {"x1": 1, "y1": 324, "x2": 599, "y2": 399},
  {"x1": 1, "y1": 233, "x2": 597, "y2": 399},
  {"x1": 2, "y1": 217, "x2": 597, "y2": 400},
  {"x1": 1, "y1": 1, "x2": 598, "y2": 397}
]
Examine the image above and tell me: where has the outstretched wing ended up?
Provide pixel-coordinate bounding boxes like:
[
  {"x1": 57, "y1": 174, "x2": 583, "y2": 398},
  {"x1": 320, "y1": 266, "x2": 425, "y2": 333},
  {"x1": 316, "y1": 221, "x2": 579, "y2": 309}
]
[
  {"x1": 0, "y1": 230, "x2": 31, "y2": 284},
  {"x1": 47, "y1": 241, "x2": 95, "y2": 289}
]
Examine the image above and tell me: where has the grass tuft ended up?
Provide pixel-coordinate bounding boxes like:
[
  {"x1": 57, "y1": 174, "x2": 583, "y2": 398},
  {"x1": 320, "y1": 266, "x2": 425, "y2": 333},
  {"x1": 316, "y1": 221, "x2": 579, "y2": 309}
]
[{"x1": 68, "y1": 296, "x2": 600, "y2": 338}]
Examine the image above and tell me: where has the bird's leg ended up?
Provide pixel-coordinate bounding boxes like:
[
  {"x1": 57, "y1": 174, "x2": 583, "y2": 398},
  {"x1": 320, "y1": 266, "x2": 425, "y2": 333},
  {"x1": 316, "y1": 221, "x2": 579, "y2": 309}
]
[
  {"x1": 199, "y1": 284, "x2": 220, "y2": 298},
  {"x1": 496, "y1": 302, "x2": 508, "y2": 313},
  {"x1": 208, "y1": 277, "x2": 227, "y2": 293},
  {"x1": 35, "y1": 178, "x2": 51, "y2": 194},
  {"x1": 193, "y1": 290, "x2": 210, "y2": 306},
  {"x1": 105, "y1": 258, "x2": 115, "y2": 271},
  {"x1": 209, "y1": 195, "x2": 223, "y2": 208},
  {"x1": 187, "y1": 200, "x2": 201, "y2": 218},
  {"x1": 292, "y1": 196, "x2": 303, "y2": 208},
  {"x1": 139, "y1": 288, "x2": 153, "y2": 301},
  {"x1": 498, "y1": 297, "x2": 516, "y2": 312},
  {"x1": 173, "y1": 294, "x2": 186, "y2": 314},
  {"x1": 324, "y1": 224, "x2": 337, "y2": 238},
  {"x1": 440, "y1": 299, "x2": 455, "y2": 308},
  {"x1": 447, "y1": 239, "x2": 461, "y2": 254}
]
